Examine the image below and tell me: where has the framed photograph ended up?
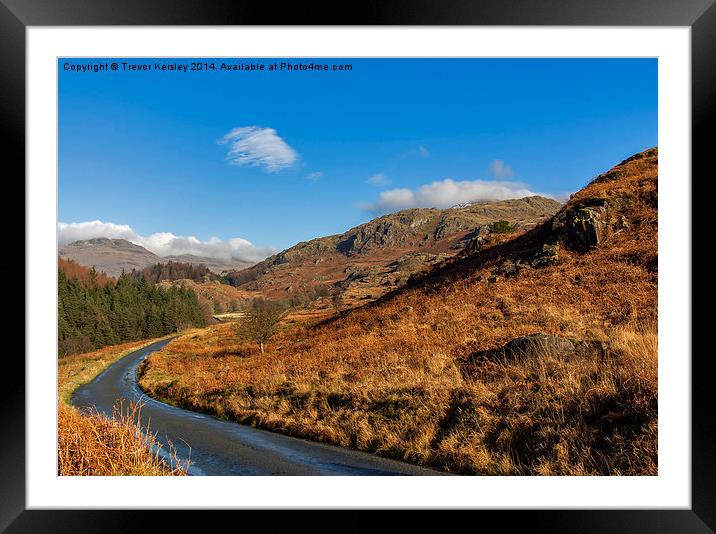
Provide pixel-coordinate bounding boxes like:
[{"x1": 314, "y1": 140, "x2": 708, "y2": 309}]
[{"x1": 7, "y1": 0, "x2": 711, "y2": 530}]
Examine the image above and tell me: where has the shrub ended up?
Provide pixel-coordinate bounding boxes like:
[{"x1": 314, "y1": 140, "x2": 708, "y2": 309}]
[{"x1": 490, "y1": 220, "x2": 513, "y2": 233}]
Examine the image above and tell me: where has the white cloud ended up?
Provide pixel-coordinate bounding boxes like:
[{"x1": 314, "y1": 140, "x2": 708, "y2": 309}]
[
  {"x1": 418, "y1": 145, "x2": 430, "y2": 158},
  {"x1": 367, "y1": 173, "x2": 390, "y2": 186},
  {"x1": 306, "y1": 171, "x2": 323, "y2": 182},
  {"x1": 363, "y1": 178, "x2": 551, "y2": 214},
  {"x1": 58, "y1": 220, "x2": 275, "y2": 263},
  {"x1": 489, "y1": 159, "x2": 514, "y2": 178},
  {"x1": 219, "y1": 126, "x2": 299, "y2": 172}
]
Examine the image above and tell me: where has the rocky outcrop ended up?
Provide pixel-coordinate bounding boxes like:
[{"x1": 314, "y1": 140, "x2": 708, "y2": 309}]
[
  {"x1": 492, "y1": 260, "x2": 520, "y2": 278},
  {"x1": 434, "y1": 212, "x2": 477, "y2": 240},
  {"x1": 553, "y1": 203, "x2": 608, "y2": 252},
  {"x1": 337, "y1": 215, "x2": 431, "y2": 256},
  {"x1": 271, "y1": 237, "x2": 337, "y2": 265},
  {"x1": 501, "y1": 334, "x2": 576, "y2": 359},
  {"x1": 466, "y1": 334, "x2": 613, "y2": 368},
  {"x1": 545, "y1": 147, "x2": 657, "y2": 256},
  {"x1": 462, "y1": 226, "x2": 491, "y2": 256},
  {"x1": 531, "y1": 244, "x2": 559, "y2": 267},
  {"x1": 469, "y1": 333, "x2": 576, "y2": 362}
]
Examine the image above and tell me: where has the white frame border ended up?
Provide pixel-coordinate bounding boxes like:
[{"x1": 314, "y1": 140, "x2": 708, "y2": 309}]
[{"x1": 27, "y1": 27, "x2": 690, "y2": 509}]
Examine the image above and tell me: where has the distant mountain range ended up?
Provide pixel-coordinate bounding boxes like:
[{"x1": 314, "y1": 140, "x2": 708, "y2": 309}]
[
  {"x1": 58, "y1": 237, "x2": 254, "y2": 277},
  {"x1": 162, "y1": 254, "x2": 254, "y2": 276}
]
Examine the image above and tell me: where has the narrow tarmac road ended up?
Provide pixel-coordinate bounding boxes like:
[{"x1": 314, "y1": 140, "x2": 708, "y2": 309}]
[{"x1": 72, "y1": 338, "x2": 446, "y2": 476}]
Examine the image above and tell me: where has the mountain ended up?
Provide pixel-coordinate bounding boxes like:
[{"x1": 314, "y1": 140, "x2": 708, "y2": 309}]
[
  {"x1": 224, "y1": 195, "x2": 561, "y2": 306},
  {"x1": 59, "y1": 238, "x2": 161, "y2": 277},
  {"x1": 59, "y1": 238, "x2": 254, "y2": 277}
]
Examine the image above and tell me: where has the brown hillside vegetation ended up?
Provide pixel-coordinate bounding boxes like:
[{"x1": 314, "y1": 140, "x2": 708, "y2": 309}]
[
  {"x1": 58, "y1": 257, "x2": 114, "y2": 286},
  {"x1": 139, "y1": 148, "x2": 658, "y2": 475},
  {"x1": 58, "y1": 340, "x2": 186, "y2": 476}
]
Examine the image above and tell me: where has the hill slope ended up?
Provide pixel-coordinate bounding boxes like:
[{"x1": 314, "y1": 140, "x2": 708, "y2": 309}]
[
  {"x1": 140, "y1": 148, "x2": 658, "y2": 475},
  {"x1": 225, "y1": 196, "x2": 561, "y2": 306}
]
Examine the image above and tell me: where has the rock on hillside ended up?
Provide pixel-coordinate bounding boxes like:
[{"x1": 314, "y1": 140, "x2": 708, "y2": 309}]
[{"x1": 551, "y1": 148, "x2": 658, "y2": 256}]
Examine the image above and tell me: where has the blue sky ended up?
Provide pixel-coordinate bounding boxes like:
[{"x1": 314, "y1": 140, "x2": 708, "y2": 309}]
[{"x1": 58, "y1": 58, "x2": 657, "y2": 260}]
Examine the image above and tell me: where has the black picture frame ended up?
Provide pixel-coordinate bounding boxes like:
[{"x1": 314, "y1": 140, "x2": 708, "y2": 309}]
[{"x1": 5, "y1": 0, "x2": 711, "y2": 531}]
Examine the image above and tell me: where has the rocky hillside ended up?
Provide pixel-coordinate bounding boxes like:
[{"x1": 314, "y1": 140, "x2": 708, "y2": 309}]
[{"x1": 225, "y1": 196, "x2": 561, "y2": 306}]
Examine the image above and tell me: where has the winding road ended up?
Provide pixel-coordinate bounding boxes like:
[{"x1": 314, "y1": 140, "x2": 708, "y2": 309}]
[{"x1": 72, "y1": 338, "x2": 445, "y2": 476}]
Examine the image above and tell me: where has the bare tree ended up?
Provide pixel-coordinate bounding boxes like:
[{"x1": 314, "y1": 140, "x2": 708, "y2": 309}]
[{"x1": 238, "y1": 299, "x2": 286, "y2": 354}]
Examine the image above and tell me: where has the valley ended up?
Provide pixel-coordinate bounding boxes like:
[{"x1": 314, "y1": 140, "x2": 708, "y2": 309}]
[
  {"x1": 59, "y1": 196, "x2": 562, "y2": 328},
  {"x1": 61, "y1": 148, "x2": 657, "y2": 476}
]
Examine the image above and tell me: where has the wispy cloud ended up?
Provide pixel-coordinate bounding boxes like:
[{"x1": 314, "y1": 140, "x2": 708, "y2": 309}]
[
  {"x1": 367, "y1": 173, "x2": 390, "y2": 186},
  {"x1": 306, "y1": 171, "x2": 323, "y2": 182},
  {"x1": 362, "y1": 178, "x2": 551, "y2": 215},
  {"x1": 58, "y1": 220, "x2": 275, "y2": 263},
  {"x1": 418, "y1": 145, "x2": 430, "y2": 158},
  {"x1": 219, "y1": 126, "x2": 299, "y2": 172},
  {"x1": 489, "y1": 159, "x2": 514, "y2": 178}
]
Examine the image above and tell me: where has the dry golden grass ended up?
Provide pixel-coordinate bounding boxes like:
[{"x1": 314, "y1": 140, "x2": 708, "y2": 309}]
[
  {"x1": 58, "y1": 337, "x2": 187, "y2": 476},
  {"x1": 58, "y1": 400, "x2": 186, "y2": 476},
  {"x1": 139, "y1": 149, "x2": 658, "y2": 475}
]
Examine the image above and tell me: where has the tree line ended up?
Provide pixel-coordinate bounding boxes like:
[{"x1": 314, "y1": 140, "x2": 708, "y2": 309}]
[{"x1": 59, "y1": 267, "x2": 206, "y2": 356}]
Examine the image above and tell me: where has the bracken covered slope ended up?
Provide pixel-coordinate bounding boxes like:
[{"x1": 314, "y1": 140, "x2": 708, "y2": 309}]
[{"x1": 140, "y1": 148, "x2": 658, "y2": 475}]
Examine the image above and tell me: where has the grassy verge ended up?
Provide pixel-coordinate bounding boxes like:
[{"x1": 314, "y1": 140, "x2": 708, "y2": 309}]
[{"x1": 58, "y1": 336, "x2": 187, "y2": 476}]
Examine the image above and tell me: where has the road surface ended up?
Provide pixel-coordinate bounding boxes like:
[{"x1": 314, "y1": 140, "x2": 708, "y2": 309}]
[{"x1": 72, "y1": 338, "x2": 446, "y2": 476}]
